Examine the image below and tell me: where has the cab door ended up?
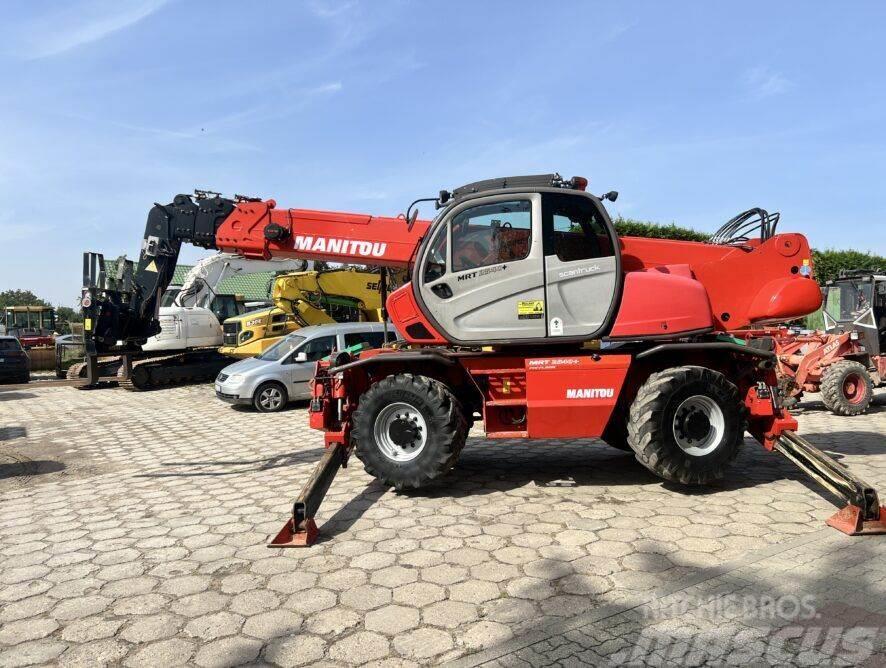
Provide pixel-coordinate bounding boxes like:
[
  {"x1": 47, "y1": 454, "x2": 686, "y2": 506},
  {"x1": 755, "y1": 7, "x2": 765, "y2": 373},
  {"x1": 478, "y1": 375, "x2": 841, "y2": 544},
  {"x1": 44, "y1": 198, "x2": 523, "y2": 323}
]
[
  {"x1": 542, "y1": 193, "x2": 619, "y2": 338},
  {"x1": 418, "y1": 194, "x2": 546, "y2": 343}
]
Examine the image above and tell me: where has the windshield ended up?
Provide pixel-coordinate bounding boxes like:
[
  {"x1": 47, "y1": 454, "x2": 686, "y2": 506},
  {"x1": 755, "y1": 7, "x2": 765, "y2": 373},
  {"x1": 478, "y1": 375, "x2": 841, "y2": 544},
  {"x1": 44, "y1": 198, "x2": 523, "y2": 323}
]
[
  {"x1": 823, "y1": 280, "x2": 874, "y2": 321},
  {"x1": 160, "y1": 288, "x2": 181, "y2": 308},
  {"x1": 0, "y1": 339, "x2": 22, "y2": 351},
  {"x1": 257, "y1": 335, "x2": 306, "y2": 361}
]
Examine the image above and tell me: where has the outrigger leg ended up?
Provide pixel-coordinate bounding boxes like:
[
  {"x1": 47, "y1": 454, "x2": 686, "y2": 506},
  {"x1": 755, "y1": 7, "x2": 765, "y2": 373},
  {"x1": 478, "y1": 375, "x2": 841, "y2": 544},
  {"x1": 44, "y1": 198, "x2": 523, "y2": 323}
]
[
  {"x1": 268, "y1": 442, "x2": 348, "y2": 547},
  {"x1": 774, "y1": 431, "x2": 886, "y2": 536}
]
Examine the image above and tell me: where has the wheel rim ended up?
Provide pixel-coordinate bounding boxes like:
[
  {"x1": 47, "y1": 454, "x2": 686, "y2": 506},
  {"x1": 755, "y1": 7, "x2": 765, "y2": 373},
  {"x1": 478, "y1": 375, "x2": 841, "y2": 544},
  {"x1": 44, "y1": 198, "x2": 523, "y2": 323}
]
[
  {"x1": 843, "y1": 373, "x2": 867, "y2": 404},
  {"x1": 672, "y1": 395, "x2": 725, "y2": 456},
  {"x1": 259, "y1": 387, "x2": 283, "y2": 410},
  {"x1": 373, "y1": 402, "x2": 427, "y2": 462}
]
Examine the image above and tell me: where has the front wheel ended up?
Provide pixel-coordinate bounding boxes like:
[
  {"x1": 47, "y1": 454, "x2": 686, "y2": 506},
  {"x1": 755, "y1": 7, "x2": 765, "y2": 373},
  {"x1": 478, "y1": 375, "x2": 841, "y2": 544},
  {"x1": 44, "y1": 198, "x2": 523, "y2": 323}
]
[
  {"x1": 352, "y1": 374, "x2": 468, "y2": 490},
  {"x1": 627, "y1": 366, "x2": 746, "y2": 486},
  {"x1": 820, "y1": 360, "x2": 873, "y2": 416},
  {"x1": 253, "y1": 382, "x2": 288, "y2": 413}
]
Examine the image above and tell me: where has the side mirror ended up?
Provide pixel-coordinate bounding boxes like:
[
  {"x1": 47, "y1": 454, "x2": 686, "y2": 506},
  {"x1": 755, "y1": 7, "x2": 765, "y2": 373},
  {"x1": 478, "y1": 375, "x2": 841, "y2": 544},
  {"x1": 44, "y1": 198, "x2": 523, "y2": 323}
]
[
  {"x1": 294, "y1": 351, "x2": 308, "y2": 363},
  {"x1": 407, "y1": 208, "x2": 419, "y2": 230}
]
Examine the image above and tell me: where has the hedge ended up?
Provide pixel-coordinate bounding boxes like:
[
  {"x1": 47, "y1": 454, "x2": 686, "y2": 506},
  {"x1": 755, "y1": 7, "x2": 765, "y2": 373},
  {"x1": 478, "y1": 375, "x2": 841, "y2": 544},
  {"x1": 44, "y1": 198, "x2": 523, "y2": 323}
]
[
  {"x1": 810, "y1": 249, "x2": 885, "y2": 285},
  {"x1": 613, "y1": 217, "x2": 709, "y2": 242}
]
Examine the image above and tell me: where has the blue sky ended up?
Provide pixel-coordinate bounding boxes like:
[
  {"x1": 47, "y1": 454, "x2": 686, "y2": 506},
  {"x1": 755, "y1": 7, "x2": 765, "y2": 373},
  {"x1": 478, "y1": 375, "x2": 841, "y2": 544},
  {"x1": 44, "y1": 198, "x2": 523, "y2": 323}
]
[{"x1": 2, "y1": 1, "x2": 885, "y2": 306}]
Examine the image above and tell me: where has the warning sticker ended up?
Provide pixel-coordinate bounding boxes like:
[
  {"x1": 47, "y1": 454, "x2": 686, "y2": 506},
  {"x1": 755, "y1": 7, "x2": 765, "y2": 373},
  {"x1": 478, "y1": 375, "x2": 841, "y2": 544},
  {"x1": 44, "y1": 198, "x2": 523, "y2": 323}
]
[
  {"x1": 517, "y1": 300, "x2": 545, "y2": 320},
  {"x1": 145, "y1": 260, "x2": 158, "y2": 273},
  {"x1": 84, "y1": 318, "x2": 92, "y2": 331}
]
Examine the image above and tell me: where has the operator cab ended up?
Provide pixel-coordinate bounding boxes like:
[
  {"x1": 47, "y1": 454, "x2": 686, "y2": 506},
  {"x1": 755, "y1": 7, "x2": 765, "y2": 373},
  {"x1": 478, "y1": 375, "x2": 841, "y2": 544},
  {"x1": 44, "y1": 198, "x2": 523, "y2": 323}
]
[
  {"x1": 822, "y1": 271, "x2": 886, "y2": 356},
  {"x1": 413, "y1": 174, "x2": 620, "y2": 344}
]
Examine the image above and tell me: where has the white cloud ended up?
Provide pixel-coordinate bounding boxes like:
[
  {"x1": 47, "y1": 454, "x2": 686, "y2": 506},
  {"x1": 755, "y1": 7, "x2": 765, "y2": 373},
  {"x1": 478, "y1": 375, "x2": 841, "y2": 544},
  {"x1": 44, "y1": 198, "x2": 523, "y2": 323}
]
[
  {"x1": 306, "y1": 0, "x2": 358, "y2": 19},
  {"x1": 15, "y1": 0, "x2": 170, "y2": 60},
  {"x1": 743, "y1": 66, "x2": 793, "y2": 99}
]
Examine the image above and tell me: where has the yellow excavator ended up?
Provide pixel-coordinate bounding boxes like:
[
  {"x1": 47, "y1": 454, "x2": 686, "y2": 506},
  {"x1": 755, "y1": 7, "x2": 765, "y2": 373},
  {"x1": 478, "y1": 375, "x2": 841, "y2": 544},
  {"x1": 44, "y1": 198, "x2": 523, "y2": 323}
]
[{"x1": 219, "y1": 266, "x2": 402, "y2": 358}]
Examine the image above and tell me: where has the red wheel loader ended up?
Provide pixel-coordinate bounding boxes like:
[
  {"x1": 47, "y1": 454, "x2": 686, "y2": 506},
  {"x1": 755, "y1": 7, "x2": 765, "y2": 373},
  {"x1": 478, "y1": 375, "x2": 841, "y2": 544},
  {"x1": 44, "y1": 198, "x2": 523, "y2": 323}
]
[
  {"x1": 733, "y1": 269, "x2": 885, "y2": 416},
  {"x1": 78, "y1": 175, "x2": 886, "y2": 544}
]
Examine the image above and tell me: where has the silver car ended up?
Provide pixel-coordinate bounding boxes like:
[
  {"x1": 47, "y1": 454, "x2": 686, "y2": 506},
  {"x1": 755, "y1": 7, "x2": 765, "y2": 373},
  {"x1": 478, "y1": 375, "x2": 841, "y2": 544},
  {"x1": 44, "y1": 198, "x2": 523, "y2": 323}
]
[{"x1": 215, "y1": 322, "x2": 399, "y2": 412}]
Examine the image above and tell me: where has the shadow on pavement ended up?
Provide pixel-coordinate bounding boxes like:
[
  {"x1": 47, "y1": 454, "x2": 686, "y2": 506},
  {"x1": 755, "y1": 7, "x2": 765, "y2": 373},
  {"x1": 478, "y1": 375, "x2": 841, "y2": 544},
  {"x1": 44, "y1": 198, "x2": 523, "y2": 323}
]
[
  {"x1": 0, "y1": 459, "x2": 65, "y2": 480},
  {"x1": 137, "y1": 448, "x2": 324, "y2": 477},
  {"x1": 317, "y1": 479, "x2": 390, "y2": 543},
  {"x1": 0, "y1": 427, "x2": 27, "y2": 442},
  {"x1": 0, "y1": 392, "x2": 37, "y2": 402}
]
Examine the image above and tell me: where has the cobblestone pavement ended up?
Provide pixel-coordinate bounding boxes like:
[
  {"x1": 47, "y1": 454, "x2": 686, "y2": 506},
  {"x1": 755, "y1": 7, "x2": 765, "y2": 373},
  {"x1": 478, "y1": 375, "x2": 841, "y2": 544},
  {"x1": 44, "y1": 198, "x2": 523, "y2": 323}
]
[{"x1": 0, "y1": 384, "x2": 884, "y2": 667}]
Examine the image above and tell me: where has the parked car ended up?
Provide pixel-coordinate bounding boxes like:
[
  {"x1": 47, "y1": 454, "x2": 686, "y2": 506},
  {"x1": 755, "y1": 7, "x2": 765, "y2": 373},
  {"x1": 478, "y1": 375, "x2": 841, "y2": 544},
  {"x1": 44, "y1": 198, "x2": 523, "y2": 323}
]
[
  {"x1": 0, "y1": 336, "x2": 30, "y2": 384},
  {"x1": 215, "y1": 322, "x2": 400, "y2": 412}
]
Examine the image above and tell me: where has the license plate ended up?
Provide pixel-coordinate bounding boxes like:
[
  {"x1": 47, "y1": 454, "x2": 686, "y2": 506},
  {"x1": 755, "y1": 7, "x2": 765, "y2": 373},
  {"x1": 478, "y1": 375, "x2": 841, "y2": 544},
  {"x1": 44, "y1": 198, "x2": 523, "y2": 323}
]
[{"x1": 215, "y1": 384, "x2": 221, "y2": 392}]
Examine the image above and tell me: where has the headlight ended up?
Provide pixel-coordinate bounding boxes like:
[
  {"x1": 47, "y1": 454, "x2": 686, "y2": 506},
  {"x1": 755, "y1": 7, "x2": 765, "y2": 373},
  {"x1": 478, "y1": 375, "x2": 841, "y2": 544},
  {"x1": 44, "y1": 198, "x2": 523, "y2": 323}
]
[
  {"x1": 226, "y1": 373, "x2": 245, "y2": 384},
  {"x1": 239, "y1": 331, "x2": 254, "y2": 343}
]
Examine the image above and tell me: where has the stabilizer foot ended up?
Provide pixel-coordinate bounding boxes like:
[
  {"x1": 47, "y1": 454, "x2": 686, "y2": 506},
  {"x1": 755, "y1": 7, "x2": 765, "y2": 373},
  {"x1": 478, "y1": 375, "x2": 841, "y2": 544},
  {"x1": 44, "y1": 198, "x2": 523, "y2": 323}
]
[
  {"x1": 826, "y1": 504, "x2": 886, "y2": 536},
  {"x1": 266, "y1": 442, "x2": 346, "y2": 549},
  {"x1": 268, "y1": 518, "x2": 319, "y2": 548}
]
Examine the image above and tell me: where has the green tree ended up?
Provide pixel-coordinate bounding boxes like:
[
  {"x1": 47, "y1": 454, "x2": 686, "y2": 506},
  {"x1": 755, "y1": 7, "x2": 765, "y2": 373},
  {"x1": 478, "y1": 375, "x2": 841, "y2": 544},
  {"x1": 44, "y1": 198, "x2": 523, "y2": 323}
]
[{"x1": 0, "y1": 289, "x2": 49, "y2": 310}]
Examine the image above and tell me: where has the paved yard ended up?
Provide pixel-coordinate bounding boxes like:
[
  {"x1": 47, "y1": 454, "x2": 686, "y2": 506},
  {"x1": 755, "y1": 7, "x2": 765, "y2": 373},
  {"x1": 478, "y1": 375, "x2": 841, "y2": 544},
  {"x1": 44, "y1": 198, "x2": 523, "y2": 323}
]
[{"x1": 0, "y1": 383, "x2": 884, "y2": 666}]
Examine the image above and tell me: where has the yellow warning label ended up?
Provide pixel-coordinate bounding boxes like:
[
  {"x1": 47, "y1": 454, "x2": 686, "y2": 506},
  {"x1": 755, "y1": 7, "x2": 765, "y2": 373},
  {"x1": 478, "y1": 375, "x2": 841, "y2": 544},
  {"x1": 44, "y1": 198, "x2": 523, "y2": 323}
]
[
  {"x1": 84, "y1": 318, "x2": 92, "y2": 331},
  {"x1": 517, "y1": 300, "x2": 545, "y2": 320},
  {"x1": 145, "y1": 260, "x2": 158, "y2": 273}
]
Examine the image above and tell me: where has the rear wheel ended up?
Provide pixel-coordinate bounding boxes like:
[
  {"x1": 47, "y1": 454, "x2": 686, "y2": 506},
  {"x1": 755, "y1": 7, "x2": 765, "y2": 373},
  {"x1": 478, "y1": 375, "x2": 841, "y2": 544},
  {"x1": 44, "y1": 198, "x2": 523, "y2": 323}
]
[
  {"x1": 253, "y1": 382, "x2": 288, "y2": 413},
  {"x1": 627, "y1": 366, "x2": 745, "y2": 486},
  {"x1": 353, "y1": 374, "x2": 468, "y2": 490},
  {"x1": 820, "y1": 360, "x2": 873, "y2": 416}
]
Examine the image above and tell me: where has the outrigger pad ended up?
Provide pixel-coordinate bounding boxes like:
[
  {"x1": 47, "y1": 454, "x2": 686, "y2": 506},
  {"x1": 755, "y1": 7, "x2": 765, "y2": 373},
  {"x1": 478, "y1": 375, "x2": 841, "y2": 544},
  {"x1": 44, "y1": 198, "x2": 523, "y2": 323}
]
[
  {"x1": 268, "y1": 518, "x2": 319, "y2": 548},
  {"x1": 826, "y1": 504, "x2": 886, "y2": 536}
]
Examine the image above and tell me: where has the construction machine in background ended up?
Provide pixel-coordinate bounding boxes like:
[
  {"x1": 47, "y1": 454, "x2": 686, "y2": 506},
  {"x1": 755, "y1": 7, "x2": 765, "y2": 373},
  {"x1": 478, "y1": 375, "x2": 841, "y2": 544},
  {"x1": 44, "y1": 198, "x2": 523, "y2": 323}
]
[
  {"x1": 4, "y1": 305, "x2": 57, "y2": 348},
  {"x1": 71, "y1": 251, "x2": 306, "y2": 389},
  {"x1": 219, "y1": 266, "x2": 404, "y2": 358},
  {"x1": 733, "y1": 269, "x2": 885, "y2": 415},
  {"x1": 79, "y1": 175, "x2": 886, "y2": 544}
]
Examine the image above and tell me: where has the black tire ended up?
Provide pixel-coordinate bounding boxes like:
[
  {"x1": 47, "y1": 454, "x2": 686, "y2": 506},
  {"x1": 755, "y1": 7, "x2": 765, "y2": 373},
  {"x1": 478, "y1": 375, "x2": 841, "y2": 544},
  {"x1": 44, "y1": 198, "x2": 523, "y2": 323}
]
[
  {"x1": 352, "y1": 374, "x2": 468, "y2": 490},
  {"x1": 820, "y1": 360, "x2": 873, "y2": 416},
  {"x1": 627, "y1": 366, "x2": 746, "y2": 486},
  {"x1": 253, "y1": 381, "x2": 288, "y2": 413}
]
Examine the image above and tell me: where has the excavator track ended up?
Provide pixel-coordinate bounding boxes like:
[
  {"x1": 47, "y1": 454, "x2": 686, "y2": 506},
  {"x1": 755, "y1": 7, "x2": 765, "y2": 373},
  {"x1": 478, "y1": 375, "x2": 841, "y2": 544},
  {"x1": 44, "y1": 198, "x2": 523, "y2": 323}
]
[
  {"x1": 117, "y1": 350, "x2": 231, "y2": 391},
  {"x1": 67, "y1": 357, "x2": 122, "y2": 388}
]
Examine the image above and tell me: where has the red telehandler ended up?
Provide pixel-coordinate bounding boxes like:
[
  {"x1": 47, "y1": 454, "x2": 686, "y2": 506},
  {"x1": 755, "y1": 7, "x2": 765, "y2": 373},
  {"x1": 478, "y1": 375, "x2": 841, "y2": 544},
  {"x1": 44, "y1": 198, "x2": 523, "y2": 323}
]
[{"x1": 79, "y1": 175, "x2": 886, "y2": 544}]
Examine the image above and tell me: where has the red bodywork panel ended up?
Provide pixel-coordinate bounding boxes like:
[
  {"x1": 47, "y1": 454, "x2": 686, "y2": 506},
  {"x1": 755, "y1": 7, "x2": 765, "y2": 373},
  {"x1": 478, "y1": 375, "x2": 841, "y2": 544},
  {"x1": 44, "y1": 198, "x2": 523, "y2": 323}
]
[
  {"x1": 619, "y1": 234, "x2": 821, "y2": 331},
  {"x1": 386, "y1": 283, "x2": 447, "y2": 344},
  {"x1": 609, "y1": 268, "x2": 713, "y2": 337},
  {"x1": 522, "y1": 356, "x2": 630, "y2": 437}
]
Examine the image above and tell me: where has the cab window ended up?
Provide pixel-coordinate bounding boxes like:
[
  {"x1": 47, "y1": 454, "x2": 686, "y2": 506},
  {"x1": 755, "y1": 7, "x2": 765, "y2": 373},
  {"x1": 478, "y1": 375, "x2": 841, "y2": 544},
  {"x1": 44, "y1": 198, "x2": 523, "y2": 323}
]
[
  {"x1": 210, "y1": 295, "x2": 242, "y2": 322},
  {"x1": 451, "y1": 200, "x2": 531, "y2": 273},
  {"x1": 423, "y1": 227, "x2": 447, "y2": 282},
  {"x1": 546, "y1": 194, "x2": 614, "y2": 262}
]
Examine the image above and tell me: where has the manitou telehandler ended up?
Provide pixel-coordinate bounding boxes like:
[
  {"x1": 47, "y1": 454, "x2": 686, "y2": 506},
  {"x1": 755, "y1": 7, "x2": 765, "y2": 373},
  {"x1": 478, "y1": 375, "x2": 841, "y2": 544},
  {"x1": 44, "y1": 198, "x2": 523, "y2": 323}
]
[{"x1": 79, "y1": 174, "x2": 886, "y2": 544}]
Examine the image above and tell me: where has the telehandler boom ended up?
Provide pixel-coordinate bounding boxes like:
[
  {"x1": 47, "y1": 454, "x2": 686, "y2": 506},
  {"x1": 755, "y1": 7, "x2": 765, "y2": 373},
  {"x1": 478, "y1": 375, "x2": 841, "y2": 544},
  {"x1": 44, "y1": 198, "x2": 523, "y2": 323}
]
[{"x1": 80, "y1": 174, "x2": 886, "y2": 545}]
